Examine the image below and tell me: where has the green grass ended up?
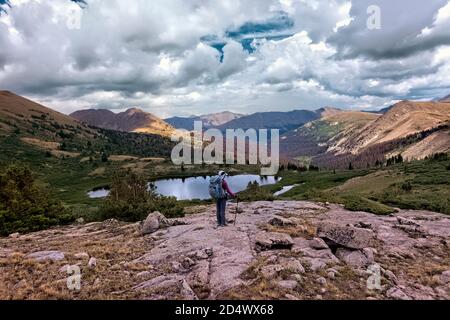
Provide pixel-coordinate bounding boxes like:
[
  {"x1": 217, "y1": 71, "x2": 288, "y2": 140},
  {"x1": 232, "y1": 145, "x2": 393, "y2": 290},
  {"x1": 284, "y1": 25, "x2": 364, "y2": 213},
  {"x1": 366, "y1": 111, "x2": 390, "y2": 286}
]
[
  {"x1": 301, "y1": 120, "x2": 344, "y2": 141},
  {"x1": 1, "y1": 133, "x2": 449, "y2": 221},
  {"x1": 266, "y1": 155, "x2": 450, "y2": 215},
  {"x1": 0, "y1": 135, "x2": 260, "y2": 218}
]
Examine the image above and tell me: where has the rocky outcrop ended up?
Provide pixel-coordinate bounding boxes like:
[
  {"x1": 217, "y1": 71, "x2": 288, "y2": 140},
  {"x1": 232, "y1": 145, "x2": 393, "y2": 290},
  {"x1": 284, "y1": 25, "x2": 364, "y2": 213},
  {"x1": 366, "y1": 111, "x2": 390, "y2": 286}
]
[
  {"x1": 255, "y1": 232, "x2": 294, "y2": 251},
  {"x1": 0, "y1": 201, "x2": 448, "y2": 300},
  {"x1": 25, "y1": 251, "x2": 65, "y2": 262},
  {"x1": 268, "y1": 216, "x2": 296, "y2": 227},
  {"x1": 317, "y1": 222, "x2": 376, "y2": 249},
  {"x1": 335, "y1": 248, "x2": 374, "y2": 268}
]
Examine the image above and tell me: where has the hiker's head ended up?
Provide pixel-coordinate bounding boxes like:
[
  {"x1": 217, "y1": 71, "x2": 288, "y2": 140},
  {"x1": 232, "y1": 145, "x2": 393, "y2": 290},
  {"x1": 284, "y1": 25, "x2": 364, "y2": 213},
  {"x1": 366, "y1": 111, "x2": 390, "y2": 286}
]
[{"x1": 218, "y1": 171, "x2": 228, "y2": 178}]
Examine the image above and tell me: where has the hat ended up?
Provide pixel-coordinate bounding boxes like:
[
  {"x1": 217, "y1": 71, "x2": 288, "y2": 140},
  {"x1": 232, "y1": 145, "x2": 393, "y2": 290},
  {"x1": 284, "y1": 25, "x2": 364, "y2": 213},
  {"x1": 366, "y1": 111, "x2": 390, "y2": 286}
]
[{"x1": 218, "y1": 171, "x2": 228, "y2": 177}]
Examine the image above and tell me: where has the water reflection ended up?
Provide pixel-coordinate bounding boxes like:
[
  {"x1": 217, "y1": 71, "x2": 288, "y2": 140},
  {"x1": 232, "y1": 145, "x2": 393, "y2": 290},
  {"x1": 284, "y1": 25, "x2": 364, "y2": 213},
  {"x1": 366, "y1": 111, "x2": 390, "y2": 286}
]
[{"x1": 88, "y1": 174, "x2": 281, "y2": 201}]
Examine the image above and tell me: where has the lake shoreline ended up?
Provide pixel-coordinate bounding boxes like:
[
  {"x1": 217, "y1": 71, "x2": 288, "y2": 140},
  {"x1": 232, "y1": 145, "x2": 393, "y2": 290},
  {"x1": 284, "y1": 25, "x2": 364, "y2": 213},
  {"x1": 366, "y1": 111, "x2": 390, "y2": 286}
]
[{"x1": 88, "y1": 174, "x2": 282, "y2": 201}]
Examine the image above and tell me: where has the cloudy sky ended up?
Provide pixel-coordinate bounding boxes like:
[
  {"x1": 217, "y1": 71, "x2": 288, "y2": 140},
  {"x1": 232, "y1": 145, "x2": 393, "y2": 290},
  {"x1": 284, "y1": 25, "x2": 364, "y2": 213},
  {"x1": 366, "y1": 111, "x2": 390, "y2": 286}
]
[{"x1": 1, "y1": 0, "x2": 450, "y2": 118}]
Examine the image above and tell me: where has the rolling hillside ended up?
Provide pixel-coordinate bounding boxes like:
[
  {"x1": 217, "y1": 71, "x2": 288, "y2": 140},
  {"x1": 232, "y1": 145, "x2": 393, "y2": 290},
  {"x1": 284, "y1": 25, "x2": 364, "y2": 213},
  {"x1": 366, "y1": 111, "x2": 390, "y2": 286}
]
[
  {"x1": 331, "y1": 101, "x2": 450, "y2": 155},
  {"x1": 0, "y1": 91, "x2": 98, "y2": 141},
  {"x1": 281, "y1": 111, "x2": 379, "y2": 159},
  {"x1": 280, "y1": 100, "x2": 450, "y2": 169},
  {"x1": 0, "y1": 91, "x2": 174, "y2": 160},
  {"x1": 71, "y1": 108, "x2": 175, "y2": 137}
]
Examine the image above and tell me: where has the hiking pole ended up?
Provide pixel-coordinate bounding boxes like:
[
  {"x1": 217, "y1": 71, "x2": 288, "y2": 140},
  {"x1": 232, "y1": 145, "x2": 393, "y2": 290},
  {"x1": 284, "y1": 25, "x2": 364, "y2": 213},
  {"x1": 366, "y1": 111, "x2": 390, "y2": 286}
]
[{"x1": 234, "y1": 197, "x2": 239, "y2": 226}]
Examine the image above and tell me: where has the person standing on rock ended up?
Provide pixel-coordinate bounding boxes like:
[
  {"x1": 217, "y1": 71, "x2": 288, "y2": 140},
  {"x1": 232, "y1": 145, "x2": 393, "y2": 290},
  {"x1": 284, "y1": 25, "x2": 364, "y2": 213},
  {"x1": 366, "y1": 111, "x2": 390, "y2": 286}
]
[{"x1": 209, "y1": 171, "x2": 236, "y2": 227}]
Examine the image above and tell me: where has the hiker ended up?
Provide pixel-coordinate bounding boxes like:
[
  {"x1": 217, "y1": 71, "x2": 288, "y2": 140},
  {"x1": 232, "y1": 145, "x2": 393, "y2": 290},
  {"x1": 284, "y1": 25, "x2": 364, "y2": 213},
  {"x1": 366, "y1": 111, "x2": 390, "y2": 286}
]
[{"x1": 209, "y1": 171, "x2": 236, "y2": 227}]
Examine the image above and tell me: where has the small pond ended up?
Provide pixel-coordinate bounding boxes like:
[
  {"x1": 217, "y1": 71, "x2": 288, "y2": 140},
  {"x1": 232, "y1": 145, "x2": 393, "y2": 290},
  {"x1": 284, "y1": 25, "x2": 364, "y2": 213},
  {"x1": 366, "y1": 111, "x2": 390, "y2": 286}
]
[{"x1": 88, "y1": 174, "x2": 281, "y2": 201}]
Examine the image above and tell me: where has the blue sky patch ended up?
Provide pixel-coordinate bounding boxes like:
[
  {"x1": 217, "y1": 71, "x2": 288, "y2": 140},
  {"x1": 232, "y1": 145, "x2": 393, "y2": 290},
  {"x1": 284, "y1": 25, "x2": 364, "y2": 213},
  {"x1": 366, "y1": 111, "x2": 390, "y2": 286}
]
[
  {"x1": 225, "y1": 11, "x2": 294, "y2": 39},
  {"x1": 202, "y1": 11, "x2": 294, "y2": 59},
  {"x1": 0, "y1": 0, "x2": 10, "y2": 15}
]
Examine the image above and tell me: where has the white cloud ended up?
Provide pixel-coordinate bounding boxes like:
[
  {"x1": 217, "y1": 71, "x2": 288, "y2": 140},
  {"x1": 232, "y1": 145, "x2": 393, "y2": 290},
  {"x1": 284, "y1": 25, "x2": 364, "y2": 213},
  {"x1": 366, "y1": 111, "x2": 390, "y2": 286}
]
[{"x1": 0, "y1": 0, "x2": 450, "y2": 117}]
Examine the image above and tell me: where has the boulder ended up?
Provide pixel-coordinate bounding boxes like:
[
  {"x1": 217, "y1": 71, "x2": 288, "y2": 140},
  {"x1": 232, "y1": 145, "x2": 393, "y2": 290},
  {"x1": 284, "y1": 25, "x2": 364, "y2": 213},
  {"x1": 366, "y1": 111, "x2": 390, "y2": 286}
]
[
  {"x1": 316, "y1": 277, "x2": 327, "y2": 286},
  {"x1": 9, "y1": 233, "x2": 20, "y2": 239},
  {"x1": 317, "y1": 222, "x2": 376, "y2": 249},
  {"x1": 386, "y1": 287, "x2": 411, "y2": 300},
  {"x1": 309, "y1": 238, "x2": 329, "y2": 250},
  {"x1": 141, "y1": 212, "x2": 187, "y2": 235},
  {"x1": 268, "y1": 216, "x2": 296, "y2": 227},
  {"x1": 335, "y1": 248, "x2": 374, "y2": 269},
  {"x1": 279, "y1": 258, "x2": 305, "y2": 274},
  {"x1": 88, "y1": 257, "x2": 97, "y2": 269},
  {"x1": 26, "y1": 250, "x2": 65, "y2": 262},
  {"x1": 255, "y1": 232, "x2": 294, "y2": 251},
  {"x1": 141, "y1": 212, "x2": 167, "y2": 235}
]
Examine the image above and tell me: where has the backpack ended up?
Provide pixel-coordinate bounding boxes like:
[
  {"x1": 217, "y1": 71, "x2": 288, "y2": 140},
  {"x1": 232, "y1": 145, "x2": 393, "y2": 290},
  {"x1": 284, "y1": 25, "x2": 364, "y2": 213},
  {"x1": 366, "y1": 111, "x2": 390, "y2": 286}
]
[{"x1": 209, "y1": 175, "x2": 226, "y2": 200}]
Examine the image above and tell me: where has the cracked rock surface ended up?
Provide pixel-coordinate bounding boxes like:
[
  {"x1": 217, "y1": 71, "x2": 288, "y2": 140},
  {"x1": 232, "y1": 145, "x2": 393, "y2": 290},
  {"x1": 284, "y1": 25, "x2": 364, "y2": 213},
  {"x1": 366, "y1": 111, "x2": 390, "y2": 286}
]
[{"x1": 0, "y1": 201, "x2": 449, "y2": 300}]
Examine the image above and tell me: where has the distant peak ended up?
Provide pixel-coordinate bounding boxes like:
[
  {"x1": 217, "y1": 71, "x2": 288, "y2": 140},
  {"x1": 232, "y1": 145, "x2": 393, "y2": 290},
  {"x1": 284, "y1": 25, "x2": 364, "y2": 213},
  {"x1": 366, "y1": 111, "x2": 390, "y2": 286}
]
[
  {"x1": 317, "y1": 106, "x2": 342, "y2": 118},
  {"x1": 125, "y1": 107, "x2": 144, "y2": 114},
  {"x1": 440, "y1": 94, "x2": 450, "y2": 102}
]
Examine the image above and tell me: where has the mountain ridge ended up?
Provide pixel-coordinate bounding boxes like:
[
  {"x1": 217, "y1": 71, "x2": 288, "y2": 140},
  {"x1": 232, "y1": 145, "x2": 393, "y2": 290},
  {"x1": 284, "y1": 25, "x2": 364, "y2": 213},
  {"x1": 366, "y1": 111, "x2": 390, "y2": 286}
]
[
  {"x1": 71, "y1": 108, "x2": 175, "y2": 137},
  {"x1": 165, "y1": 111, "x2": 244, "y2": 131},
  {"x1": 440, "y1": 94, "x2": 450, "y2": 102},
  {"x1": 331, "y1": 100, "x2": 450, "y2": 155},
  {"x1": 281, "y1": 99, "x2": 450, "y2": 168}
]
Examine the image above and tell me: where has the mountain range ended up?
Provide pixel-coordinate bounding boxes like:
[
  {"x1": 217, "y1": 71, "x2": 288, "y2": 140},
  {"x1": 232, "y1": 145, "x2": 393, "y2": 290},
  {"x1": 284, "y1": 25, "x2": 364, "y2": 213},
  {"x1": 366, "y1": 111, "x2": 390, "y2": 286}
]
[
  {"x1": 165, "y1": 111, "x2": 243, "y2": 131},
  {"x1": 281, "y1": 100, "x2": 450, "y2": 168},
  {"x1": 1, "y1": 90, "x2": 449, "y2": 169}
]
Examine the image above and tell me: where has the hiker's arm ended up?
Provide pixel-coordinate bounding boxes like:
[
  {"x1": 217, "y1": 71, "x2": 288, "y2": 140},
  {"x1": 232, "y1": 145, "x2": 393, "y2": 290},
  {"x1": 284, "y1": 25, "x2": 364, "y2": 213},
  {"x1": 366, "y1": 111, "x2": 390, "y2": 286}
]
[{"x1": 222, "y1": 180, "x2": 236, "y2": 197}]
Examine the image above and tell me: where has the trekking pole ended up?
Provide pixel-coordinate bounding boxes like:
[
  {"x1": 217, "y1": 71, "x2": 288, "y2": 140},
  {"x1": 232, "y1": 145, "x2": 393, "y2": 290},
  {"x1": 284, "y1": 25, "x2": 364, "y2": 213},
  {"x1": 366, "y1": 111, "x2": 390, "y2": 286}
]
[{"x1": 234, "y1": 197, "x2": 239, "y2": 226}]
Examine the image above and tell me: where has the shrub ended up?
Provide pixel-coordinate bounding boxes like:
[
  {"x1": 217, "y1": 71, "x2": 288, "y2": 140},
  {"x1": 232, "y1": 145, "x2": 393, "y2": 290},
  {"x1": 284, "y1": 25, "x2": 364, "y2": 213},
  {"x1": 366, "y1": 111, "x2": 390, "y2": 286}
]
[
  {"x1": 98, "y1": 171, "x2": 184, "y2": 222},
  {"x1": 237, "y1": 181, "x2": 274, "y2": 202},
  {"x1": 401, "y1": 181, "x2": 413, "y2": 192},
  {"x1": 0, "y1": 165, "x2": 73, "y2": 236}
]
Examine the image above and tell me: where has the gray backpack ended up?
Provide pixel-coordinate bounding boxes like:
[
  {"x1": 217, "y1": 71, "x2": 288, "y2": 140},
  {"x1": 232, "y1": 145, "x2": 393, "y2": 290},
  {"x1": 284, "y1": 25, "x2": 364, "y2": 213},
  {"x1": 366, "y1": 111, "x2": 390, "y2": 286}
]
[{"x1": 209, "y1": 175, "x2": 225, "y2": 200}]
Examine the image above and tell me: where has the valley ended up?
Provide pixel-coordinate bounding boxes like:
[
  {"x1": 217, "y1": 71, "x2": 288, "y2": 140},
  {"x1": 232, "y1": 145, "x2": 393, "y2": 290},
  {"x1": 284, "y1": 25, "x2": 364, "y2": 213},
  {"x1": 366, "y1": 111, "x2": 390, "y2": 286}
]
[
  {"x1": 1, "y1": 91, "x2": 449, "y2": 223},
  {"x1": 0, "y1": 90, "x2": 449, "y2": 302}
]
